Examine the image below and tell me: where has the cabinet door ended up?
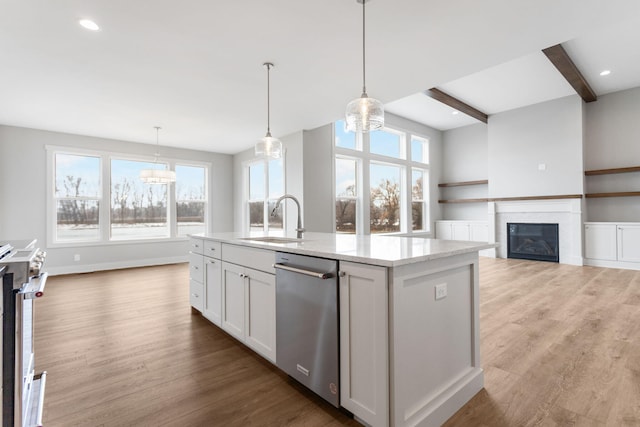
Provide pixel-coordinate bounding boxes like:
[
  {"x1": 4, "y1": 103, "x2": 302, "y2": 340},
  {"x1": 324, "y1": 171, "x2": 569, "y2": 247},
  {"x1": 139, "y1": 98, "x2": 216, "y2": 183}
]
[
  {"x1": 221, "y1": 262, "x2": 245, "y2": 340},
  {"x1": 203, "y1": 258, "x2": 222, "y2": 326},
  {"x1": 618, "y1": 225, "x2": 640, "y2": 262},
  {"x1": 189, "y1": 279, "x2": 204, "y2": 312},
  {"x1": 435, "y1": 222, "x2": 452, "y2": 240},
  {"x1": 244, "y1": 268, "x2": 276, "y2": 363},
  {"x1": 584, "y1": 224, "x2": 617, "y2": 261},
  {"x1": 339, "y1": 261, "x2": 389, "y2": 427},
  {"x1": 189, "y1": 253, "x2": 204, "y2": 283},
  {"x1": 469, "y1": 223, "x2": 488, "y2": 242},
  {"x1": 189, "y1": 238, "x2": 204, "y2": 255},
  {"x1": 451, "y1": 223, "x2": 470, "y2": 241}
]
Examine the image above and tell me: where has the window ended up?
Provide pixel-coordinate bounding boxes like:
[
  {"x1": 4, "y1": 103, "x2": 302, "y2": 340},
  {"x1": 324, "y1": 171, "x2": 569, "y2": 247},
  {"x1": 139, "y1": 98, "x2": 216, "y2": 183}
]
[
  {"x1": 176, "y1": 165, "x2": 207, "y2": 236},
  {"x1": 246, "y1": 157, "x2": 285, "y2": 232},
  {"x1": 370, "y1": 128, "x2": 404, "y2": 159},
  {"x1": 111, "y1": 159, "x2": 169, "y2": 240},
  {"x1": 335, "y1": 157, "x2": 358, "y2": 233},
  {"x1": 411, "y1": 168, "x2": 427, "y2": 231},
  {"x1": 370, "y1": 163, "x2": 402, "y2": 233},
  {"x1": 334, "y1": 121, "x2": 430, "y2": 235},
  {"x1": 54, "y1": 153, "x2": 101, "y2": 242},
  {"x1": 49, "y1": 147, "x2": 209, "y2": 245}
]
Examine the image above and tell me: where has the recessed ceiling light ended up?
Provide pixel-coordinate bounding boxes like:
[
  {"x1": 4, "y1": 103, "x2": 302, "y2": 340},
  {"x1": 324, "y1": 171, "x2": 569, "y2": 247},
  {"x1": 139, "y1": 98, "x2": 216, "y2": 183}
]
[
  {"x1": 452, "y1": 111, "x2": 459, "y2": 115},
  {"x1": 79, "y1": 19, "x2": 100, "y2": 31},
  {"x1": 600, "y1": 70, "x2": 611, "y2": 76}
]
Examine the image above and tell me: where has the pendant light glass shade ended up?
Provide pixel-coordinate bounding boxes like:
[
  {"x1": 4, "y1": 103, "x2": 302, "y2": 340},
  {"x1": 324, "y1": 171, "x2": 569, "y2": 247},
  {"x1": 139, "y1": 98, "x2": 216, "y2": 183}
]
[
  {"x1": 140, "y1": 168, "x2": 176, "y2": 184},
  {"x1": 345, "y1": 94, "x2": 384, "y2": 132},
  {"x1": 255, "y1": 134, "x2": 283, "y2": 158},
  {"x1": 140, "y1": 126, "x2": 176, "y2": 184},
  {"x1": 345, "y1": 0, "x2": 384, "y2": 133},
  {"x1": 255, "y1": 62, "x2": 283, "y2": 158}
]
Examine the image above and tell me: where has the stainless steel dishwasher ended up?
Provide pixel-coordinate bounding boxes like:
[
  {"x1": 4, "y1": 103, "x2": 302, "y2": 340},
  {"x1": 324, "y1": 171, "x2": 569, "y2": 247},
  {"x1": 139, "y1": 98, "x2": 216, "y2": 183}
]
[{"x1": 274, "y1": 252, "x2": 339, "y2": 407}]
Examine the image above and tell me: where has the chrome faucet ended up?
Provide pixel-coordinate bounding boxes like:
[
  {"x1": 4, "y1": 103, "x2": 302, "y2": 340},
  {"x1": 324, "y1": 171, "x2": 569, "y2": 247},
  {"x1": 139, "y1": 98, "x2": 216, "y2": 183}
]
[{"x1": 271, "y1": 194, "x2": 305, "y2": 239}]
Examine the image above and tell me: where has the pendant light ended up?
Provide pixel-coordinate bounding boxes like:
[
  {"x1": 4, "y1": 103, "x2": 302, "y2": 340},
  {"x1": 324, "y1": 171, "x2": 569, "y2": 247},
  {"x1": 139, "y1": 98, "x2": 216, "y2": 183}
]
[
  {"x1": 345, "y1": 0, "x2": 384, "y2": 133},
  {"x1": 255, "y1": 62, "x2": 283, "y2": 158},
  {"x1": 140, "y1": 126, "x2": 176, "y2": 184}
]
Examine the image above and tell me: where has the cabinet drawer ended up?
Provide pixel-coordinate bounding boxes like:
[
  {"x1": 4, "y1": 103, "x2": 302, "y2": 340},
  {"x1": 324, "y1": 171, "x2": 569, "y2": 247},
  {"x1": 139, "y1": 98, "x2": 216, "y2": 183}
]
[
  {"x1": 189, "y1": 279, "x2": 204, "y2": 312},
  {"x1": 189, "y1": 238, "x2": 205, "y2": 255},
  {"x1": 189, "y1": 253, "x2": 204, "y2": 283},
  {"x1": 222, "y1": 244, "x2": 275, "y2": 274},
  {"x1": 204, "y1": 240, "x2": 222, "y2": 259}
]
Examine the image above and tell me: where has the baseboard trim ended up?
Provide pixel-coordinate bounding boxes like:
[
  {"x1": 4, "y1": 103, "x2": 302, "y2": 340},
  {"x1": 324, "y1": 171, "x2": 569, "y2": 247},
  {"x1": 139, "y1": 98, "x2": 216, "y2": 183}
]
[
  {"x1": 584, "y1": 258, "x2": 640, "y2": 271},
  {"x1": 46, "y1": 255, "x2": 188, "y2": 276}
]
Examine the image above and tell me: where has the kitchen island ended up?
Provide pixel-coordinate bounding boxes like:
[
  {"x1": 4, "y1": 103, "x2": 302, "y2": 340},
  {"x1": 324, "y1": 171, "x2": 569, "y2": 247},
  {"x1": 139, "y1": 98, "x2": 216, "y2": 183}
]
[{"x1": 188, "y1": 232, "x2": 494, "y2": 427}]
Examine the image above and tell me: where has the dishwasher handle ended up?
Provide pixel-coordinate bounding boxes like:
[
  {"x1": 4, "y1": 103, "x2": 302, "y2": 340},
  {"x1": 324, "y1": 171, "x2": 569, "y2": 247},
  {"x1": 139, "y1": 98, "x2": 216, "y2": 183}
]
[{"x1": 273, "y1": 263, "x2": 333, "y2": 279}]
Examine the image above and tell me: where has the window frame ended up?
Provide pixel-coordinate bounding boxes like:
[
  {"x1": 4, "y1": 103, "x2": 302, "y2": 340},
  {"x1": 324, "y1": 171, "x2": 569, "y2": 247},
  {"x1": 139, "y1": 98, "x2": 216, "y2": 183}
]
[
  {"x1": 46, "y1": 145, "x2": 211, "y2": 248},
  {"x1": 333, "y1": 121, "x2": 431, "y2": 236},
  {"x1": 243, "y1": 156, "x2": 286, "y2": 233}
]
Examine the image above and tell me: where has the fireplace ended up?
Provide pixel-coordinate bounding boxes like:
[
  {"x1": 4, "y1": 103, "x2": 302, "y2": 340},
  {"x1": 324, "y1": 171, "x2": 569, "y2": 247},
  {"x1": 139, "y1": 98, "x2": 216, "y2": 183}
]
[{"x1": 507, "y1": 223, "x2": 559, "y2": 263}]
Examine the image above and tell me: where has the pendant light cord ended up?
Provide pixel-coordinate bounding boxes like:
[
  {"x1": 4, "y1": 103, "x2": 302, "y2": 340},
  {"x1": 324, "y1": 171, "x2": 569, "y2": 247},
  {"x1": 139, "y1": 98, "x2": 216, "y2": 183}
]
[
  {"x1": 264, "y1": 62, "x2": 273, "y2": 137},
  {"x1": 362, "y1": 0, "x2": 367, "y2": 96},
  {"x1": 154, "y1": 126, "x2": 161, "y2": 163}
]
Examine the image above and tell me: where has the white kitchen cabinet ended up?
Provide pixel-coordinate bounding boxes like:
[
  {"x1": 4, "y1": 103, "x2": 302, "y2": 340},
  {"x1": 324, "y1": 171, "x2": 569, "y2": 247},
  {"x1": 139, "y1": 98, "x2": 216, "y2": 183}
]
[
  {"x1": 244, "y1": 268, "x2": 276, "y2": 361},
  {"x1": 339, "y1": 261, "x2": 388, "y2": 427},
  {"x1": 435, "y1": 222, "x2": 453, "y2": 240},
  {"x1": 470, "y1": 222, "x2": 489, "y2": 243},
  {"x1": 584, "y1": 223, "x2": 617, "y2": 261},
  {"x1": 436, "y1": 221, "x2": 488, "y2": 243},
  {"x1": 188, "y1": 238, "x2": 205, "y2": 312},
  {"x1": 189, "y1": 279, "x2": 204, "y2": 312},
  {"x1": 221, "y1": 262, "x2": 246, "y2": 340},
  {"x1": 203, "y1": 256, "x2": 222, "y2": 326},
  {"x1": 584, "y1": 222, "x2": 640, "y2": 270},
  {"x1": 220, "y1": 243, "x2": 276, "y2": 363},
  {"x1": 618, "y1": 225, "x2": 640, "y2": 263},
  {"x1": 451, "y1": 223, "x2": 470, "y2": 240}
]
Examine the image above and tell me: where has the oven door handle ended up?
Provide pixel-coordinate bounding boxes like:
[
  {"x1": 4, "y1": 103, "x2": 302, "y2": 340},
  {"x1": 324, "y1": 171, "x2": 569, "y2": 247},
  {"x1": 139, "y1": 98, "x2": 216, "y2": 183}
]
[{"x1": 20, "y1": 272, "x2": 48, "y2": 299}]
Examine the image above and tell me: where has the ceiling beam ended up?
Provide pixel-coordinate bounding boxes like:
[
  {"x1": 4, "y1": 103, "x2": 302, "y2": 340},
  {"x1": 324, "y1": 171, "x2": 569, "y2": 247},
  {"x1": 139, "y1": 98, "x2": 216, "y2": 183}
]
[
  {"x1": 542, "y1": 44, "x2": 597, "y2": 103},
  {"x1": 425, "y1": 88, "x2": 488, "y2": 123}
]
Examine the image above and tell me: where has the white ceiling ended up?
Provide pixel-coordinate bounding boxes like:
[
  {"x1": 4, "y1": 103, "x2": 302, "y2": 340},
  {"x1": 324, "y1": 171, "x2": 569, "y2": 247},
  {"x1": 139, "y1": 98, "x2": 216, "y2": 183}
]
[{"x1": 2, "y1": 1, "x2": 640, "y2": 153}]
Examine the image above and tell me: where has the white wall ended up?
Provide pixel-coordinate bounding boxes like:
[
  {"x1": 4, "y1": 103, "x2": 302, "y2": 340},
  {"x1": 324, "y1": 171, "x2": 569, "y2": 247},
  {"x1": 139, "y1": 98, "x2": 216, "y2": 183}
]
[
  {"x1": 0, "y1": 125, "x2": 233, "y2": 274},
  {"x1": 584, "y1": 87, "x2": 640, "y2": 221},
  {"x1": 487, "y1": 95, "x2": 584, "y2": 198},
  {"x1": 441, "y1": 123, "x2": 488, "y2": 220},
  {"x1": 302, "y1": 125, "x2": 334, "y2": 232}
]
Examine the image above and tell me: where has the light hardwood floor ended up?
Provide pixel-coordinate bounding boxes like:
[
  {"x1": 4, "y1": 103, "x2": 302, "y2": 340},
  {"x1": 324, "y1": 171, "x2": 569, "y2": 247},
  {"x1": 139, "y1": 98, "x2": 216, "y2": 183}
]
[{"x1": 35, "y1": 258, "x2": 640, "y2": 426}]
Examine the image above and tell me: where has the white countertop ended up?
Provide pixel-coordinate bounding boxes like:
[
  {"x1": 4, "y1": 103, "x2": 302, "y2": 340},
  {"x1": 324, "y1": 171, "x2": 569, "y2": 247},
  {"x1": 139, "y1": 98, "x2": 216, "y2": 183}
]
[{"x1": 192, "y1": 232, "x2": 496, "y2": 267}]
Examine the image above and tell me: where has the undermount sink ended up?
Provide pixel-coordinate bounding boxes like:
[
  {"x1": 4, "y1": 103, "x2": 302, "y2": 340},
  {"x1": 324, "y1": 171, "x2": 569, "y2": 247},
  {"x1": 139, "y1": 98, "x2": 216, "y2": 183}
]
[{"x1": 239, "y1": 236, "x2": 305, "y2": 244}]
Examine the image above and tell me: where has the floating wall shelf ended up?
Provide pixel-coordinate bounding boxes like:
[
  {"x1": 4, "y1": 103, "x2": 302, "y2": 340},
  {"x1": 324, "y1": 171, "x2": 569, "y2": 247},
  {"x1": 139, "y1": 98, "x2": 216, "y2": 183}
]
[{"x1": 584, "y1": 165, "x2": 640, "y2": 198}]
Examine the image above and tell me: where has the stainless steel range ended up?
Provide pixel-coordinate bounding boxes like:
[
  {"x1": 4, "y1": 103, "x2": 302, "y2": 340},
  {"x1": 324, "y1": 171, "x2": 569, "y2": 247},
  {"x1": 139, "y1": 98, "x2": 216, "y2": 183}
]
[{"x1": 1, "y1": 239, "x2": 47, "y2": 427}]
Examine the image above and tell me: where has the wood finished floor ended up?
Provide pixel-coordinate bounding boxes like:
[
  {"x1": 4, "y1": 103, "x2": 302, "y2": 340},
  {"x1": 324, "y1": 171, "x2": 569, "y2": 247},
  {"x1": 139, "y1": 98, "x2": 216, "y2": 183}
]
[{"x1": 35, "y1": 259, "x2": 640, "y2": 426}]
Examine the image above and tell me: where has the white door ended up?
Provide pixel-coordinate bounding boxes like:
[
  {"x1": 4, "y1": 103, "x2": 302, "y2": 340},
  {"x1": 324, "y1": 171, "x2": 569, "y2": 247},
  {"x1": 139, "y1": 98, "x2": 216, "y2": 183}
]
[
  {"x1": 244, "y1": 268, "x2": 276, "y2": 362},
  {"x1": 584, "y1": 223, "x2": 617, "y2": 260},
  {"x1": 203, "y1": 258, "x2": 222, "y2": 326},
  {"x1": 618, "y1": 225, "x2": 640, "y2": 262},
  {"x1": 221, "y1": 262, "x2": 245, "y2": 340}
]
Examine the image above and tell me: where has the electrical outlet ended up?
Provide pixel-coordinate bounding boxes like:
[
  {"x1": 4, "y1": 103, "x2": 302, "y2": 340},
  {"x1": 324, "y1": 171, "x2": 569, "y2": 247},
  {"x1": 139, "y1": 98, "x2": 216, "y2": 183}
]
[
  {"x1": 538, "y1": 163, "x2": 547, "y2": 171},
  {"x1": 435, "y1": 283, "x2": 447, "y2": 300},
  {"x1": 74, "y1": 254, "x2": 81, "y2": 262}
]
